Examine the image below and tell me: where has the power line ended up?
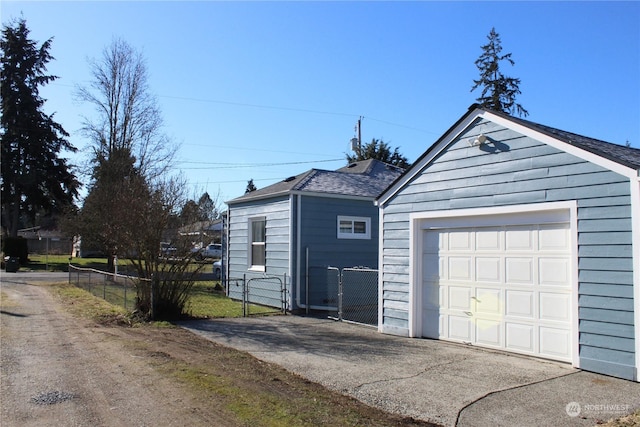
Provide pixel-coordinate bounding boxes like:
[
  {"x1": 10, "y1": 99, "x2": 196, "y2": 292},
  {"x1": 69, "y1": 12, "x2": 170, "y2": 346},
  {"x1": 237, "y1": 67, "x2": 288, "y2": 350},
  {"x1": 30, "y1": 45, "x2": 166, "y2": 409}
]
[
  {"x1": 177, "y1": 158, "x2": 343, "y2": 170},
  {"x1": 50, "y1": 82, "x2": 438, "y2": 134}
]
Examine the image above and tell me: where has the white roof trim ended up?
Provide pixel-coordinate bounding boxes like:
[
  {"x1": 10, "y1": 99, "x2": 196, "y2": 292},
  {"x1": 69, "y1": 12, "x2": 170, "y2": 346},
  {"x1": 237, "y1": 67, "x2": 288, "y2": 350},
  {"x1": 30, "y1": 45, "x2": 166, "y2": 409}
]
[{"x1": 378, "y1": 107, "x2": 638, "y2": 206}]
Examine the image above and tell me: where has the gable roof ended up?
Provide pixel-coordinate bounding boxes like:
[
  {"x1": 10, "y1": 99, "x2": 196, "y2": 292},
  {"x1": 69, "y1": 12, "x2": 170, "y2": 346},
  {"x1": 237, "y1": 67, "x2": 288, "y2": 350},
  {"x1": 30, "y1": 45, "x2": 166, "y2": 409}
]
[
  {"x1": 228, "y1": 158, "x2": 404, "y2": 204},
  {"x1": 378, "y1": 105, "x2": 640, "y2": 206}
]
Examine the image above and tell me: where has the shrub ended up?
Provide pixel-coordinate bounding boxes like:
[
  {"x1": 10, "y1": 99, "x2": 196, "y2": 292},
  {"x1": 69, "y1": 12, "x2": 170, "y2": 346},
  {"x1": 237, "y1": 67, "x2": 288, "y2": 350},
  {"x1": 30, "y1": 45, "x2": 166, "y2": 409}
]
[{"x1": 2, "y1": 237, "x2": 28, "y2": 264}]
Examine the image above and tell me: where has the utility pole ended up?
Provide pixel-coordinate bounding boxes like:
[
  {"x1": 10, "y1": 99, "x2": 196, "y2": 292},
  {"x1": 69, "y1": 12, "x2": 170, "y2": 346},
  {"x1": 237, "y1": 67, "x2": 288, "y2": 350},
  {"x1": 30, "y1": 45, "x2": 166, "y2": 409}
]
[{"x1": 350, "y1": 116, "x2": 363, "y2": 152}]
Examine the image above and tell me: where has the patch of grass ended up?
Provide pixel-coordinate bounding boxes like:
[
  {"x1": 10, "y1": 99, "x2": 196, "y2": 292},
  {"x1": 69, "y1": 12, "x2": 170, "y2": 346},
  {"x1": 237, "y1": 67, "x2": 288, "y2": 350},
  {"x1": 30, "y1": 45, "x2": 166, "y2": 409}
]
[
  {"x1": 598, "y1": 410, "x2": 640, "y2": 426},
  {"x1": 187, "y1": 281, "x2": 279, "y2": 318},
  {"x1": 187, "y1": 282, "x2": 245, "y2": 318},
  {"x1": 157, "y1": 356, "x2": 387, "y2": 427},
  {"x1": 24, "y1": 254, "x2": 115, "y2": 272},
  {"x1": 0, "y1": 291, "x2": 17, "y2": 308},
  {"x1": 49, "y1": 282, "x2": 133, "y2": 325}
]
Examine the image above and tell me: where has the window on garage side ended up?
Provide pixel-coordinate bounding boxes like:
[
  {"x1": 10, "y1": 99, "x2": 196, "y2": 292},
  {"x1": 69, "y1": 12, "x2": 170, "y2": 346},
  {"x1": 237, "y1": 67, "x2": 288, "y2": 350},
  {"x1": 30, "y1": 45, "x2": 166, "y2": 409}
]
[
  {"x1": 337, "y1": 216, "x2": 371, "y2": 240},
  {"x1": 249, "y1": 217, "x2": 266, "y2": 270}
]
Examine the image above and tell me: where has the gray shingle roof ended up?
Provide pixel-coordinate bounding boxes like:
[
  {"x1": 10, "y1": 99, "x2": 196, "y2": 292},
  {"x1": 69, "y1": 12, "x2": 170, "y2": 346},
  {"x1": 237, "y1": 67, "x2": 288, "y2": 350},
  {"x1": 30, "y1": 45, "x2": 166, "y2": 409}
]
[
  {"x1": 492, "y1": 108, "x2": 640, "y2": 170},
  {"x1": 228, "y1": 159, "x2": 403, "y2": 204}
]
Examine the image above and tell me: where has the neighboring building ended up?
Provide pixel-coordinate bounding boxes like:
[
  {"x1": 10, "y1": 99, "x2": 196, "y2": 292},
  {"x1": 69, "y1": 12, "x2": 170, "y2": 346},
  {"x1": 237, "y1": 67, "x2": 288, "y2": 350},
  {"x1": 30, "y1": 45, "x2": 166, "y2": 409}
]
[
  {"x1": 17, "y1": 227, "x2": 73, "y2": 256},
  {"x1": 226, "y1": 159, "x2": 403, "y2": 312},
  {"x1": 376, "y1": 105, "x2": 640, "y2": 382}
]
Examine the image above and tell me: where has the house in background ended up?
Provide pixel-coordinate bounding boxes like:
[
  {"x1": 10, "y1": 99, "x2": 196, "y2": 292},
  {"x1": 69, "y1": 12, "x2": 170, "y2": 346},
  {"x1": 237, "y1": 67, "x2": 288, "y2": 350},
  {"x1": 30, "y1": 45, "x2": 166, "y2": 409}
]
[
  {"x1": 376, "y1": 105, "x2": 640, "y2": 382},
  {"x1": 226, "y1": 159, "x2": 403, "y2": 312}
]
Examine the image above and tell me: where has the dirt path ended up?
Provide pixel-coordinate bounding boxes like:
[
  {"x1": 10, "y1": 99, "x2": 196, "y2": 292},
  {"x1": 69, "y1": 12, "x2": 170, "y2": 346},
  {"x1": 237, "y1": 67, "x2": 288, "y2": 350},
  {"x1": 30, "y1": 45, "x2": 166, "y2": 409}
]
[{"x1": 0, "y1": 279, "x2": 237, "y2": 426}]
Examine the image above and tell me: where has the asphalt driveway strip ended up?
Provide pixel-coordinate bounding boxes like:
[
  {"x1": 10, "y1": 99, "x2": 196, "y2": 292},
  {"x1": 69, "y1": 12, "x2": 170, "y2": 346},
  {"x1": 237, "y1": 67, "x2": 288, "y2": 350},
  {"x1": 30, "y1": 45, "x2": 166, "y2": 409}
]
[{"x1": 178, "y1": 315, "x2": 640, "y2": 427}]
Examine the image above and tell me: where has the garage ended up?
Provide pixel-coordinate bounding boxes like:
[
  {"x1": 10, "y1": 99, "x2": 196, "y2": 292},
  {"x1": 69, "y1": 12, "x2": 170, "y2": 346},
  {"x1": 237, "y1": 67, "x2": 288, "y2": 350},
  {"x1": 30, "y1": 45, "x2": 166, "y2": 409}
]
[
  {"x1": 376, "y1": 106, "x2": 640, "y2": 381},
  {"x1": 420, "y1": 216, "x2": 573, "y2": 362}
]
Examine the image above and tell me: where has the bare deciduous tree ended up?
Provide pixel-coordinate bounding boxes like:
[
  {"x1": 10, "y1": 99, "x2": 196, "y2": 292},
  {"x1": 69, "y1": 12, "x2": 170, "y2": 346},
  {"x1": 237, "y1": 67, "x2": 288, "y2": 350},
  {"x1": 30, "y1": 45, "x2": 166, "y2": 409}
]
[{"x1": 76, "y1": 38, "x2": 177, "y2": 182}]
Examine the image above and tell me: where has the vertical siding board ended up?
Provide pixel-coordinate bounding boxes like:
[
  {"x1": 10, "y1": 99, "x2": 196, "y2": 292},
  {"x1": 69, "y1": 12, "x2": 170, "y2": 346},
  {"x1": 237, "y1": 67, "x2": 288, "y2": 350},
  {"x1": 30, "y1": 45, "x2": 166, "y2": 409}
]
[{"x1": 381, "y1": 119, "x2": 636, "y2": 379}]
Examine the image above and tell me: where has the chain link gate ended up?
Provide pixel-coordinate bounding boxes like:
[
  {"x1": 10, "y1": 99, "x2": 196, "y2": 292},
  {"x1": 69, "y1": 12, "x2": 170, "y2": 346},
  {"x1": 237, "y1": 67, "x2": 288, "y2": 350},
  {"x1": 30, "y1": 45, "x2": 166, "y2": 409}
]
[
  {"x1": 227, "y1": 274, "x2": 289, "y2": 316},
  {"x1": 306, "y1": 266, "x2": 378, "y2": 327},
  {"x1": 339, "y1": 267, "x2": 378, "y2": 326}
]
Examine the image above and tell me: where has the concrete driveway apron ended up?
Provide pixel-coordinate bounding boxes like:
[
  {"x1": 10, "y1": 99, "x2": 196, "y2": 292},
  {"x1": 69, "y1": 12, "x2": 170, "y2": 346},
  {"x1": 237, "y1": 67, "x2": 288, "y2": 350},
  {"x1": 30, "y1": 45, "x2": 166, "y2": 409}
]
[{"x1": 179, "y1": 315, "x2": 639, "y2": 427}]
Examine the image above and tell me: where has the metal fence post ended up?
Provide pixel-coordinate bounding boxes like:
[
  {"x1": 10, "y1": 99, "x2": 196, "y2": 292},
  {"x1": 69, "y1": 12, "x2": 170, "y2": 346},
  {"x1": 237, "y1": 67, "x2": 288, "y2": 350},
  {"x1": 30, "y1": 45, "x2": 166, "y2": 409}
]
[
  {"x1": 242, "y1": 273, "x2": 247, "y2": 317},
  {"x1": 338, "y1": 268, "x2": 343, "y2": 321}
]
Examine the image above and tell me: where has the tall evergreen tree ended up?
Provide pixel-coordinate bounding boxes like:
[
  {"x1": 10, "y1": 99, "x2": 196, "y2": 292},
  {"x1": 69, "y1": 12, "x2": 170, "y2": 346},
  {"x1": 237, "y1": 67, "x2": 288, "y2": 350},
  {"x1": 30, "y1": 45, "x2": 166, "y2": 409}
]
[
  {"x1": 471, "y1": 28, "x2": 528, "y2": 117},
  {"x1": 1, "y1": 18, "x2": 79, "y2": 237},
  {"x1": 245, "y1": 179, "x2": 257, "y2": 193},
  {"x1": 346, "y1": 138, "x2": 410, "y2": 169}
]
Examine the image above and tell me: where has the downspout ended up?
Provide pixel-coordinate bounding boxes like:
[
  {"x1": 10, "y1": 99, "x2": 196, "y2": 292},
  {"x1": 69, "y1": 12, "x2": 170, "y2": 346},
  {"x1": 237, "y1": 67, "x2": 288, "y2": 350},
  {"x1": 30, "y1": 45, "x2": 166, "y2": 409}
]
[
  {"x1": 295, "y1": 194, "x2": 304, "y2": 310},
  {"x1": 377, "y1": 202, "x2": 384, "y2": 333},
  {"x1": 288, "y1": 194, "x2": 294, "y2": 311},
  {"x1": 632, "y1": 173, "x2": 640, "y2": 382}
]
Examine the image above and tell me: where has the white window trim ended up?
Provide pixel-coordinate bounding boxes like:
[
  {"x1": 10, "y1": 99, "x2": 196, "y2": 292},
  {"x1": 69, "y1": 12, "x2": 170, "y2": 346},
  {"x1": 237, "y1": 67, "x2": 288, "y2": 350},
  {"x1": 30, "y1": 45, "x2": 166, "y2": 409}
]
[
  {"x1": 337, "y1": 215, "x2": 371, "y2": 240},
  {"x1": 248, "y1": 217, "x2": 266, "y2": 272}
]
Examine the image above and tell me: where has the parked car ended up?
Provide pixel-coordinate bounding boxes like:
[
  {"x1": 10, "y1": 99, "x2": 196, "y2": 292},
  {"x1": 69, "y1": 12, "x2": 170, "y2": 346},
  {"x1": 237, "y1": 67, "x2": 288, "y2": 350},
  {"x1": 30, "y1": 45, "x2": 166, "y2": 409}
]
[
  {"x1": 195, "y1": 243, "x2": 222, "y2": 260},
  {"x1": 213, "y1": 260, "x2": 221, "y2": 280},
  {"x1": 159, "y1": 242, "x2": 177, "y2": 258}
]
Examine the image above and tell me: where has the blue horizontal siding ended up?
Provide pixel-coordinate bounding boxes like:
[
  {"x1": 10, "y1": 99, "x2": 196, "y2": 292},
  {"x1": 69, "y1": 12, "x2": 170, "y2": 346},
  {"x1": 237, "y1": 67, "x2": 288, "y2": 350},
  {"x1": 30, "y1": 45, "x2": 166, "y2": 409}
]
[
  {"x1": 579, "y1": 295, "x2": 635, "y2": 311},
  {"x1": 581, "y1": 334, "x2": 635, "y2": 353},
  {"x1": 580, "y1": 357, "x2": 636, "y2": 381},
  {"x1": 580, "y1": 346, "x2": 635, "y2": 367},
  {"x1": 580, "y1": 307, "x2": 634, "y2": 325},
  {"x1": 580, "y1": 320, "x2": 635, "y2": 339},
  {"x1": 579, "y1": 282, "x2": 634, "y2": 298}
]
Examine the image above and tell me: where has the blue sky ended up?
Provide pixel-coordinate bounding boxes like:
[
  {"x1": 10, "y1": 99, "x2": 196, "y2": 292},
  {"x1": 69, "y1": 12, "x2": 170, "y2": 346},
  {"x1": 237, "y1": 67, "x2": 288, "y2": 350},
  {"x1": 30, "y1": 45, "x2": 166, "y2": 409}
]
[{"x1": 2, "y1": 1, "x2": 639, "y2": 210}]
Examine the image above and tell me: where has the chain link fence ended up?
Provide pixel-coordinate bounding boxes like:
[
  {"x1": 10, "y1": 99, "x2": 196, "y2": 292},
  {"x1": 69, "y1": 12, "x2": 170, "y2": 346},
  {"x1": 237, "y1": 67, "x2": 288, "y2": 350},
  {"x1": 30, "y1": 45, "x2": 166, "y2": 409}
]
[
  {"x1": 68, "y1": 264, "x2": 144, "y2": 310},
  {"x1": 227, "y1": 273, "x2": 289, "y2": 316}
]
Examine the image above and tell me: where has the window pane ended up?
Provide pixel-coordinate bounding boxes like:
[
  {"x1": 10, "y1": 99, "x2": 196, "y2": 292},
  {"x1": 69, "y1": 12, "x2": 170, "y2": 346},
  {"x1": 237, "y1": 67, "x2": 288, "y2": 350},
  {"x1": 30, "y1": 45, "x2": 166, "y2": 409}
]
[
  {"x1": 252, "y1": 244, "x2": 265, "y2": 266},
  {"x1": 353, "y1": 221, "x2": 367, "y2": 234},
  {"x1": 339, "y1": 220, "x2": 352, "y2": 233},
  {"x1": 252, "y1": 220, "x2": 265, "y2": 242}
]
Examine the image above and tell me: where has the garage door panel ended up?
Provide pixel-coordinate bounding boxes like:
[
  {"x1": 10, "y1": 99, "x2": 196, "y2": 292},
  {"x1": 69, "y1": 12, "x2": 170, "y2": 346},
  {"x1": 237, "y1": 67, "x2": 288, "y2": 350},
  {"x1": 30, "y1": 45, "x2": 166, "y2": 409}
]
[
  {"x1": 475, "y1": 288, "x2": 502, "y2": 315},
  {"x1": 449, "y1": 315, "x2": 472, "y2": 341},
  {"x1": 506, "y1": 227, "x2": 534, "y2": 250},
  {"x1": 476, "y1": 319, "x2": 501, "y2": 347},
  {"x1": 539, "y1": 292, "x2": 571, "y2": 322},
  {"x1": 422, "y1": 310, "x2": 440, "y2": 339},
  {"x1": 423, "y1": 230, "x2": 442, "y2": 252},
  {"x1": 506, "y1": 323, "x2": 535, "y2": 353},
  {"x1": 476, "y1": 257, "x2": 501, "y2": 282},
  {"x1": 449, "y1": 257, "x2": 472, "y2": 281},
  {"x1": 506, "y1": 290, "x2": 534, "y2": 318},
  {"x1": 449, "y1": 286, "x2": 472, "y2": 310},
  {"x1": 449, "y1": 230, "x2": 472, "y2": 250},
  {"x1": 539, "y1": 224, "x2": 570, "y2": 250},
  {"x1": 422, "y1": 220, "x2": 572, "y2": 363},
  {"x1": 506, "y1": 257, "x2": 534, "y2": 284},
  {"x1": 422, "y1": 282, "x2": 440, "y2": 309},
  {"x1": 539, "y1": 258, "x2": 570, "y2": 286},
  {"x1": 476, "y1": 229, "x2": 501, "y2": 251},
  {"x1": 539, "y1": 326, "x2": 571, "y2": 360},
  {"x1": 422, "y1": 253, "x2": 441, "y2": 281}
]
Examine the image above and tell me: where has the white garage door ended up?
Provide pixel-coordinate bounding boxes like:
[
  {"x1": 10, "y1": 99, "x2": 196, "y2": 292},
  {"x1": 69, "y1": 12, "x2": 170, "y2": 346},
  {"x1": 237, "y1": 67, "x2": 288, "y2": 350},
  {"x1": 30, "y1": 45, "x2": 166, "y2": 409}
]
[{"x1": 422, "y1": 222, "x2": 573, "y2": 362}]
